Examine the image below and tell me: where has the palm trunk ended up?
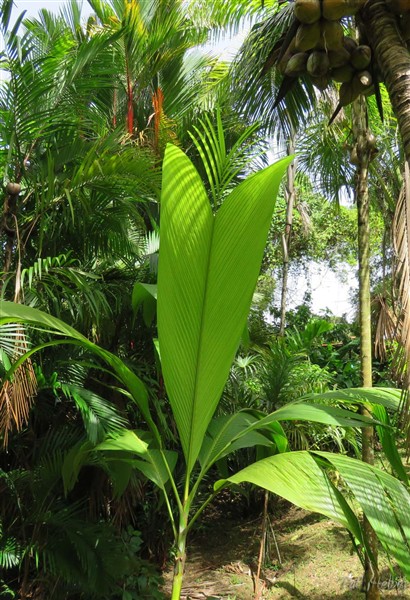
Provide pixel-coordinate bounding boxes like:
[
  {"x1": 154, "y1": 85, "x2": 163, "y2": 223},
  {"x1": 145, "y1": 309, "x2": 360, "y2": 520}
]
[
  {"x1": 352, "y1": 95, "x2": 379, "y2": 600},
  {"x1": 363, "y1": 0, "x2": 410, "y2": 161},
  {"x1": 279, "y1": 134, "x2": 296, "y2": 336}
]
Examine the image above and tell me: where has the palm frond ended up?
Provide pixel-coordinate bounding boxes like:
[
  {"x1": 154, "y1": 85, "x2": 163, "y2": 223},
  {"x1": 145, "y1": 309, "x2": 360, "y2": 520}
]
[
  {"x1": 60, "y1": 383, "x2": 127, "y2": 444},
  {"x1": 230, "y1": 3, "x2": 318, "y2": 143},
  {"x1": 0, "y1": 529, "x2": 20, "y2": 570},
  {"x1": 392, "y1": 168, "x2": 410, "y2": 385},
  {"x1": 188, "y1": 109, "x2": 266, "y2": 207},
  {"x1": 373, "y1": 293, "x2": 397, "y2": 363}
]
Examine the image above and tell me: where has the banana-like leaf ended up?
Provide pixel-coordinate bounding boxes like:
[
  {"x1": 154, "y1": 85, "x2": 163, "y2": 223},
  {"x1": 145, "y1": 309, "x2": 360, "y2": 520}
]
[
  {"x1": 372, "y1": 403, "x2": 409, "y2": 485},
  {"x1": 132, "y1": 282, "x2": 157, "y2": 326},
  {"x1": 97, "y1": 437, "x2": 177, "y2": 491},
  {"x1": 303, "y1": 387, "x2": 402, "y2": 411},
  {"x1": 216, "y1": 451, "x2": 364, "y2": 546},
  {"x1": 261, "y1": 402, "x2": 379, "y2": 428},
  {"x1": 222, "y1": 449, "x2": 410, "y2": 577},
  {"x1": 196, "y1": 391, "x2": 381, "y2": 475},
  {"x1": 103, "y1": 459, "x2": 133, "y2": 499},
  {"x1": 198, "y1": 411, "x2": 287, "y2": 470},
  {"x1": 0, "y1": 302, "x2": 154, "y2": 430},
  {"x1": 94, "y1": 430, "x2": 148, "y2": 454},
  {"x1": 133, "y1": 449, "x2": 178, "y2": 490},
  {"x1": 315, "y1": 452, "x2": 410, "y2": 578},
  {"x1": 62, "y1": 440, "x2": 94, "y2": 494},
  {"x1": 157, "y1": 144, "x2": 291, "y2": 474}
]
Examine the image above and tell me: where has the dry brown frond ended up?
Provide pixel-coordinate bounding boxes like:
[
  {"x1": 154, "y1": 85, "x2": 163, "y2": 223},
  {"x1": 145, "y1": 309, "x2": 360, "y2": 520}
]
[
  {"x1": 373, "y1": 293, "x2": 398, "y2": 363},
  {"x1": 392, "y1": 167, "x2": 410, "y2": 387},
  {"x1": 0, "y1": 327, "x2": 37, "y2": 447},
  {"x1": 391, "y1": 163, "x2": 410, "y2": 456}
]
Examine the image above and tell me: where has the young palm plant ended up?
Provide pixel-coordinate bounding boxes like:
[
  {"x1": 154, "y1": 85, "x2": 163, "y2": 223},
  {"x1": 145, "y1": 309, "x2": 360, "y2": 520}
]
[{"x1": 1, "y1": 124, "x2": 410, "y2": 600}]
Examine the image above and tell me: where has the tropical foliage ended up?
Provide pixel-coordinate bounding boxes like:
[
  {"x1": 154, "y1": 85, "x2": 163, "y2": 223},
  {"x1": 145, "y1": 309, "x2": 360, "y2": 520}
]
[{"x1": 1, "y1": 0, "x2": 410, "y2": 599}]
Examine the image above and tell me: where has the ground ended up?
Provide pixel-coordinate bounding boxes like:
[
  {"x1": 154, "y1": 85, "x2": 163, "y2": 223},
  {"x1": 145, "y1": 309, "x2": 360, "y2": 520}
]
[{"x1": 162, "y1": 496, "x2": 410, "y2": 599}]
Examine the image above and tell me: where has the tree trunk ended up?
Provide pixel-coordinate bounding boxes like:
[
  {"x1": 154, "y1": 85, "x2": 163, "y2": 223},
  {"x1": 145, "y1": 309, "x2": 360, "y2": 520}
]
[
  {"x1": 352, "y1": 95, "x2": 379, "y2": 600},
  {"x1": 279, "y1": 133, "x2": 296, "y2": 336},
  {"x1": 363, "y1": 0, "x2": 410, "y2": 161}
]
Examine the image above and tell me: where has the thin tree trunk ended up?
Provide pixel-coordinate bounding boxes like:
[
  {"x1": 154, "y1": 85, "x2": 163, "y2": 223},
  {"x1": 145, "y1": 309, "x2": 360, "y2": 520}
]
[
  {"x1": 125, "y1": 55, "x2": 134, "y2": 135},
  {"x1": 253, "y1": 490, "x2": 269, "y2": 599},
  {"x1": 352, "y1": 95, "x2": 379, "y2": 600},
  {"x1": 279, "y1": 134, "x2": 296, "y2": 335},
  {"x1": 363, "y1": 0, "x2": 410, "y2": 161}
]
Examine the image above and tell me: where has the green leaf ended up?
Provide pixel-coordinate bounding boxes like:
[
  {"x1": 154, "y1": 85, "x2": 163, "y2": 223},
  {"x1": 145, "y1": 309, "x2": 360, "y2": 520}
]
[
  {"x1": 95, "y1": 430, "x2": 148, "y2": 454},
  {"x1": 199, "y1": 411, "x2": 287, "y2": 470},
  {"x1": 157, "y1": 144, "x2": 291, "y2": 474},
  {"x1": 217, "y1": 451, "x2": 363, "y2": 545},
  {"x1": 132, "y1": 282, "x2": 157, "y2": 326},
  {"x1": 372, "y1": 403, "x2": 409, "y2": 485},
  {"x1": 315, "y1": 451, "x2": 410, "y2": 578},
  {"x1": 305, "y1": 387, "x2": 402, "y2": 411},
  {"x1": 0, "y1": 302, "x2": 155, "y2": 433},
  {"x1": 105, "y1": 459, "x2": 133, "y2": 499},
  {"x1": 62, "y1": 440, "x2": 93, "y2": 495},
  {"x1": 133, "y1": 449, "x2": 178, "y2": 490},
  {"x1": 263, "y1": 402, "x2": 379, "y2": 429}
]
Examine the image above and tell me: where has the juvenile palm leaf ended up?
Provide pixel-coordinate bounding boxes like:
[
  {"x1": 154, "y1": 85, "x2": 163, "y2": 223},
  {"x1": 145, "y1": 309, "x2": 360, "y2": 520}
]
[
  {"x1": 218, "y1": 451, "x2": 363, "y2": 539},
  {"x1": 157, "y1": 144, "x2": 290, "y2": 475},
  {"x1": 219, "y1": 450, "x2": 410, "y2": 574},
  {"x1": 189, "y1": 110, "x2": 264, "y2": 207}
]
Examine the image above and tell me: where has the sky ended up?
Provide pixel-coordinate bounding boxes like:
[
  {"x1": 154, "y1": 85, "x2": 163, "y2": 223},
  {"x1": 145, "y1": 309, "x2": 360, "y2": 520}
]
[
  {"x1": 5, "y1": 1, "x2": 355, "y2": 319},
  {"x1": 10, "y1": 0, "x2": 93, "y2": 22},
  {"x1": 289, "y1": 264, "x2": 357, "y2": 320}
]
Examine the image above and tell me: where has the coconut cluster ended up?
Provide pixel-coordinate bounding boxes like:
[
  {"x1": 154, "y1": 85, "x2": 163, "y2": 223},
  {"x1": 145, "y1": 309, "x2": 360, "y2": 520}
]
[
  {"x1": 277, "y1": 0, "x2": 410, "y2": 112},
  {"x1": 278, "y1": 0, "x2": 374, "y2": 107}
]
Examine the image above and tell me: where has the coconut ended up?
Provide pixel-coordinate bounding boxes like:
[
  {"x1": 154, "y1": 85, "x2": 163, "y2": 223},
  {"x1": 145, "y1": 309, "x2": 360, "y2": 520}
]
[
  {"x1": 343, "y1": 36, "x2": 358, "y2": 53},
  {"x1": 307, "y1": 51, "x2": 330, "y2": 77},
  {"x1": 294, "y1": 0, "x2": 322, "y2": 24},
  {"x1": 328, "y1": 48, "x2": 351, "y2": 68},
  {"x1": 356, "y1": 70, "x2": 372, "y2": 88},
  {"x1": 322, "y1": 0, "x2": 365, "y2": 20},
  {"x1": 331, "y1": 64, "x2": 355, "y2": 83},
  {"x1": 321, "y1": 20, "x2": 344, "y2": 52},
  {"x1": 295, "y1": 22, "x2": 321, "y2": 51},
  {"x1": 350, "y1": 45, "x2": 372, "y2": 70},
  {"x1": 284, "y1": 52, "x2": 309, "y2": 77},
  {"x1": 339, "y1": 80, "x2": 361, "y2": 106},
  {"x1": 6, "y1": 182, "x2": 21, "y2": 195},
  {"x1": 311, "y1": 75, "x2": 330, "y2": 90}
]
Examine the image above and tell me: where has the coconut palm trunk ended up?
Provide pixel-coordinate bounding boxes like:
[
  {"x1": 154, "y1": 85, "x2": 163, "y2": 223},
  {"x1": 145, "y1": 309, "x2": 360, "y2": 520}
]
[
  {"x1": 352, "y1": 95, "x2": 379, "y2": 600},
  {"x1": 364, "y1": 1, "x2": 410, "y2": 406},
  {"x1": 363, "y1": 0, "x2": 410, "y2": 162}
]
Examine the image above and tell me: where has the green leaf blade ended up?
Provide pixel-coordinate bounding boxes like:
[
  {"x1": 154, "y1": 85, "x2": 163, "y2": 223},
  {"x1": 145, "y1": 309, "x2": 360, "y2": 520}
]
[
  {"x1": 157, "y1": 144, "x2": 213, "y2": 471},
  {"x1": 158, "y1": 144, "x2": 291, "y2": 474}
]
